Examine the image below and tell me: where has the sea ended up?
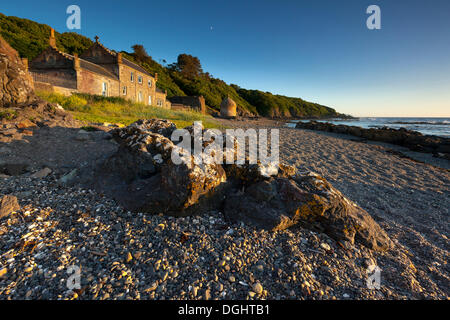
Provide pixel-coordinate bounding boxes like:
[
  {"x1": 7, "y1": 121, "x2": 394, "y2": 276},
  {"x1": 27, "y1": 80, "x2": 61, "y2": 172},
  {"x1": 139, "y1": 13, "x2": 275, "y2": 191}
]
[{"x1": 286, "y1": 117, "x2": 450, "y2": 138}]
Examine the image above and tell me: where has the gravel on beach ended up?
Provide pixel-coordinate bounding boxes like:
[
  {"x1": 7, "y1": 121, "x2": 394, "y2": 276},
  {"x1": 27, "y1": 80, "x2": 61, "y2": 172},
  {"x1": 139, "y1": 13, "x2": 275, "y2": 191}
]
[{"x1": 0, "y1": 119, "x2": 449, "y2": 300}]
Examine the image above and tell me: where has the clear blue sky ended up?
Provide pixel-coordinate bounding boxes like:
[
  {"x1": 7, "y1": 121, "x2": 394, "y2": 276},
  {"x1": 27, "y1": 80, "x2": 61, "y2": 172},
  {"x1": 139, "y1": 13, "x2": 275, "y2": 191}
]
[{"x1": 2, "y1": 0, "x2": 449, "y2": 117}]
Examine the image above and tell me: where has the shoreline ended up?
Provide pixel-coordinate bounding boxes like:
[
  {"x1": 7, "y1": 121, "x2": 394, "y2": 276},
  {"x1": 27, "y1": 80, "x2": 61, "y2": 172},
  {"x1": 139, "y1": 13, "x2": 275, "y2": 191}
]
[{"x1": 294, "y1": 120, "x2": 450, "y2": 161}]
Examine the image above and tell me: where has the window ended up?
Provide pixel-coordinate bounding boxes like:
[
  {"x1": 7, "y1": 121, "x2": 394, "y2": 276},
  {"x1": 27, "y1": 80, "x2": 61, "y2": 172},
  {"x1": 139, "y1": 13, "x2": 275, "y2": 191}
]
[
  {"x1": 157, "y1": 99, "x2": 163, "y2": 107},
  {"x1": 138, "y1": 76, "x2": 143, "y2": 84},
  {"x1": 148, "y1": 79, "x2": 152, "y2": 87},
  {"x1": 130, "y1": 72, "x2": 134, "y2": 82},
  {"x1": 138, "y1": 91, "x2": 143, "y2": 102},
  {"x1": 148, "y1": 95, "x2": 152, "y2": 105},
  {"x1": 102, "y1": 82, "x2": 108, "y2": 97},
  {"x1": 122, "y1": 86, "x2": 127, "y2": 95}
]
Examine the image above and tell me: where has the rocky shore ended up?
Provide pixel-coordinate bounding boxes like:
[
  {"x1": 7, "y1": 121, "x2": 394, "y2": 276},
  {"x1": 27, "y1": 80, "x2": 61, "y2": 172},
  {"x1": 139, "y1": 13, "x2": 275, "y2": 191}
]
[
  {"x1": 1, "y1": 116, "x2": 449, "y2": 300},
  {"x1": 295, "y1": 121, "x2": 450, "y2": 160}
]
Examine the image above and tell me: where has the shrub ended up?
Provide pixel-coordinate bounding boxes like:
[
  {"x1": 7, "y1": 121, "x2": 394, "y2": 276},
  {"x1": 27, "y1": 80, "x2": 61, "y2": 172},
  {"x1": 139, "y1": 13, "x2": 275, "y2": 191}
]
[{"x1": 0, "y1": 108, "x2": 17, "y2": 120}]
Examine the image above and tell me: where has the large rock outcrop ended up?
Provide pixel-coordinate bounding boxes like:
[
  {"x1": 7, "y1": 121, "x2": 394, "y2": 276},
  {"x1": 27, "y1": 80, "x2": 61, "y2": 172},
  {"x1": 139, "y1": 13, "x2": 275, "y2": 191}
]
[
  {"x1": 93, "y1": 119, "x2": 227, "y2": 216},
  {"x1": 224, "y1": 171, "x2": 391, "y2": 251},
  {"x1": 91, "y1": 119, "x2": 392, "y2": 251},
  {"x1": 0, "y1": 35, "x2": 34, "y2": 107}
]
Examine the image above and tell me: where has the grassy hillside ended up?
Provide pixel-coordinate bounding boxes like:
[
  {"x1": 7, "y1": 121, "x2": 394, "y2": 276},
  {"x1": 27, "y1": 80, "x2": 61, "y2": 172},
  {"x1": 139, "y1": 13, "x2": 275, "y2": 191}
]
[
  {"x1": 0, "y1": 13, "x2": 341, "y2": 118},
  {"x1": 37, "y1": 91, "x2": 220, "y2": 129},
  {"x1": 0, "y1": 13, "x2": 92, "y2": 60}
]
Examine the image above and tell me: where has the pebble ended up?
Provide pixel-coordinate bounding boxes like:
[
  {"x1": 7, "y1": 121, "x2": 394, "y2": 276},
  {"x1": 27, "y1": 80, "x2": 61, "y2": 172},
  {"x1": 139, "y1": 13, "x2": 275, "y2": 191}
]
[
  {"x1": 126, "y1": 252, "x2": 133, "y2": 263},
  {"x1": 253, "y1": 283, "x2": 263, "y2": 295},
  {"x1": 0, "y1": 171, "x2": 443, "y2": 300}
]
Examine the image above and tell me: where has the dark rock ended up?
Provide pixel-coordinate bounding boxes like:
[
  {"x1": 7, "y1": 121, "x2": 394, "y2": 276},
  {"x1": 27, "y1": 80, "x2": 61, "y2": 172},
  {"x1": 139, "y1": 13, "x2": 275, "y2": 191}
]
[
  {"x1": 0, "y1": 163, "x2": 28, "y2": 176},
  {"x1": 93, "y1": 119, "x2": 227, "y2": 216},
  {"x1": 58, "y1": 169, "x2": 78, "y2": 186},
  {"x1": 31, "y1": 167, "x2": 52, "y2": 178},
  {"x1": 74, "y1": 130, "x2": 91, "y2": 142},
  {"x1": 0, "y1": 195, "x2": 20, "y2": 219},
  {"x1": 224, "y1": 172, "x2": 392, "y2": 251},
  {"x1": 296, "y1": 121, "x2": 449, "y2": 158}
]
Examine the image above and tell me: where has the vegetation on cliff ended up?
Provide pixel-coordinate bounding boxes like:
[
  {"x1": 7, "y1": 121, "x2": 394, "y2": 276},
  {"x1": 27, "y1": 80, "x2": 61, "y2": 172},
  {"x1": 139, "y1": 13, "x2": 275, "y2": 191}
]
[
  {"x1": 0, "y1": 13, "x2": 92, "y2": 60},
  {"x1": 1, "y1": 13, "x2": 340, "y2": 118},
  {"x1": 232, "y1": 86, "x2": 338, "y2": 118}
]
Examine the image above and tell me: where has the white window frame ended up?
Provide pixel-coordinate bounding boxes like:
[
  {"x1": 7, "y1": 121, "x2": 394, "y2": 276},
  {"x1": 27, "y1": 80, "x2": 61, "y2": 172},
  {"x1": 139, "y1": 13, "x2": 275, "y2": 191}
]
[
  {"x1": 148, "y1": 79, "x2": 152, "y2": 87},
  {"x1": 138, "y1": 91, "x2": 143, "y2": 102},
  {"x1": 130, "y1": 72, "x2": 134, "y2": 82},
  {"x1": 102, "y1": 82, "x2": 108, "y2": 97},
  {"x1": 138, "y1": 75, "x2": 143, "y2": 84},
  {"x1": 148, "y1": 95, "x2": 152, "y2": 105},
  {"x1": 122, "y1": 86, "x2": 127, "y2": 95}
]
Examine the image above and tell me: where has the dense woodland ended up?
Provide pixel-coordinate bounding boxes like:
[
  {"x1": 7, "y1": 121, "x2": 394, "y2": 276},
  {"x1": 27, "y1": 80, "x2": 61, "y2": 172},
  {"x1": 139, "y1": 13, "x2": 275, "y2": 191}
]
[{"x1": 0, "y1": 13, "x2": 344, "y2": 118}]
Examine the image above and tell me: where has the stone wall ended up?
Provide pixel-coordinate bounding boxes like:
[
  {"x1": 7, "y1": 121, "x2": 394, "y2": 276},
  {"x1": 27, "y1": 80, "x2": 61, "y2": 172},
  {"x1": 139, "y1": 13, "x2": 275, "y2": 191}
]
[
  {"x1": 168, "y1": 96, "x2": 205, "y2": 113},
  {"x1": 30, "y1": 71, "x2": 77, "y2": 89},
  {"x1": 76, "y1": 68, "x2": 119, "y2": 97},
  {"x1": 30, "y1": 47, "x2": 73, "y2": 70},
  {"x1": 33, "y1": 81, "x2": 54, "y2": 93},
  {"x1": 118, "y1": 63, "x2": 155, "y2": 105}
]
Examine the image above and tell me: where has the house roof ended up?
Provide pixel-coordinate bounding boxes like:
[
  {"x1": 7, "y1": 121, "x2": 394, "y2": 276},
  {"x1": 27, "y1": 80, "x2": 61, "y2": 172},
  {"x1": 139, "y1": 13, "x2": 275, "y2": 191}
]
[
  {"x1": 79, "y1": 59, "x2": 118, "y2": 79},
  {"x1": 36, "y1": 46, "x2": 118, "y2": 80},
  {"x1": 122, "y1": 58, "x2": 153, "y2": 77},
  {"x1": 92, "y1": 41, "x2": 154, "y2": 77}
]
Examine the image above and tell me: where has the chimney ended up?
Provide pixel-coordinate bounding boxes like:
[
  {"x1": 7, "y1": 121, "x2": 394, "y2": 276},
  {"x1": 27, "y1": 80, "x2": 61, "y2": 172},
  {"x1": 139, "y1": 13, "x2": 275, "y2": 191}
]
[
  {"x1": 155, "y1": 73, "x2": 158, "y2": 82},
  {"x1": 117, "y1": 52, "x2": 123, "y2": 64},
  {"x1": 49, "y1": 28, "x2": 56, "y2": 48},
  {"x1": 73, "y1": 53, "x2": 80, "y2": 70},
  {"x1": 94, "y1": 36, "x2": 99, "y2": 43},
  {"x1": 21, "y1": 58, "x2": 29, "y2": 69}
]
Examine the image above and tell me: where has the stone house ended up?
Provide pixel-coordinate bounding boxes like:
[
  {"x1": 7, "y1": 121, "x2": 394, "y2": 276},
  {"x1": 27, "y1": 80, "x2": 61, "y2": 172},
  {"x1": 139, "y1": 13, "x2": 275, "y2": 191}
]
[{"x1": 29, "y1": 29, "x2": 169, "y2": 108}]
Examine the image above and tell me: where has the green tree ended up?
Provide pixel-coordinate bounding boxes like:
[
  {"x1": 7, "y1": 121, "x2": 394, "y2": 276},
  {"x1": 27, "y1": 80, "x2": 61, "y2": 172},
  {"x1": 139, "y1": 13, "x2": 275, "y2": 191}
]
[
  {"x1": 132, "y1": 44, "x2": 151, "y2": 63},
  {"x1": 175, "y1": 54, "x2": 203, "y2": 79}
]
